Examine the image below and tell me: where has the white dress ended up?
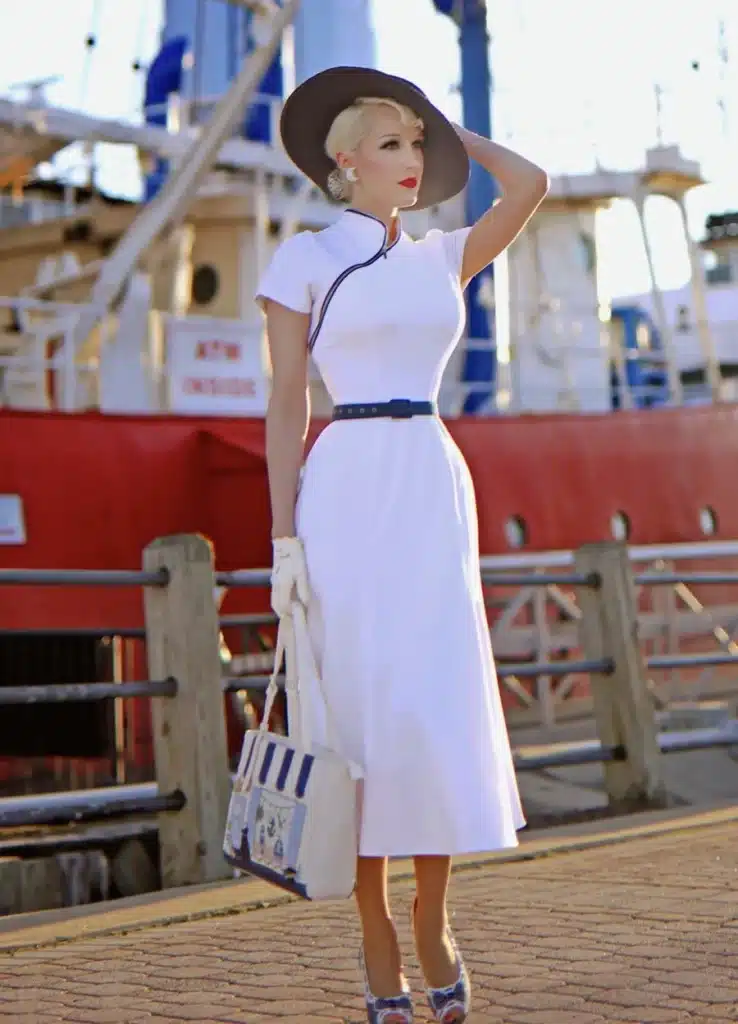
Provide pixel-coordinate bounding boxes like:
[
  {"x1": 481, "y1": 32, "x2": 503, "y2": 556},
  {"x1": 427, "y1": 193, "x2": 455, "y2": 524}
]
[{"x1": 256, "y1": 208, "x2": 525, "y2": 857}]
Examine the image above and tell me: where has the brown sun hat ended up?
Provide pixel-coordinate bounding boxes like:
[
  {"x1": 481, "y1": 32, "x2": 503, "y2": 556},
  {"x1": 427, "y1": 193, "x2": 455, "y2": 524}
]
[{"x1": 279, "y1": 66, "x2": 469, "y2": 211}]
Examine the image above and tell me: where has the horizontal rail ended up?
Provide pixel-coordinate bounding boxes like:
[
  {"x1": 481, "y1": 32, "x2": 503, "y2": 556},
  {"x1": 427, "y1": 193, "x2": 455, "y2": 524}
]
[
  {"x1": 220, "y1": 613, "x2": 276, "y2": 628},
  {"x1": 12, "y1": 649, "x2": 732, "y2": 705},
  {"x1": 223, "y1": 657, "x2": 615, "y2": 693},
  {"x1": 1, "y1": 720, "x2": 732, "y2": 831},
  {"x1": 7, "y1": 649, "x2": 730, "y2": 705},
  {"x1": 514, "y1": 722, "x2": 738, "y2": 770},
  {"x1": 482, "y1": 571, "x2": 600, "y2": 588},
  {"x1": 646, "y1": 651, "x2": 738, "y2": 670},
  {"x1": 658, "y1": 722, "x2": 738, "y2": 753},
  {"x1": 216, "y1": 569, "x2": 269, "y2": 588},
  {"x1": 7, "y1": 653, "x2": 734, "y2": 706},
  {"x1": 3, "y1": 540, "x2": 738, "y2": 593},
  {"x1": 0, "y1": 784, "x2": 186, "y2": 829},
  {"x1": 4, "y1": 538, "x2": 738, "y2": 593},
  {"x1": 223, "y1": 674, "x2": 276, "y2": 693},
  {"x1": 498, "y1": 658, "x2": 614, "y2": 678},
  {"x1": 637, "y1": 571, "x2": 738, "y2": 585},
  {"x1": 0, "y1": 679, "x2": 177, "y2": 705},
  {"x1": 4, "y1": 722, "x2": 734, "y2": 830},
  {"x1": 0, "y1": 626, "x2": 147, "y2": 638},
  {"x1": 479, "y1": 540, "x2": 738, "y2": 572},
  {"x1": 513, "y1": 739, "x2": 625, "y2": 770},
  {"x1": 0, "y1": 616, "x2": 274, "y2": 637},
  {"x1": 0, "y1": 819, "x2": 158, "y2": 858},
  {"x1": 214, "y1": 569, "x2": 601, "y2": 589},
  {"x1": 0, "y1": 568, "x2": 169, "y2": 587}
]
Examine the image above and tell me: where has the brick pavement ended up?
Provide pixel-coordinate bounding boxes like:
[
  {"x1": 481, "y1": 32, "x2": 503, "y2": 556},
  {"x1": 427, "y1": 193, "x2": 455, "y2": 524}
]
[{"x1": 0, "y1": 820, "x2": 737, "y2": 1023}]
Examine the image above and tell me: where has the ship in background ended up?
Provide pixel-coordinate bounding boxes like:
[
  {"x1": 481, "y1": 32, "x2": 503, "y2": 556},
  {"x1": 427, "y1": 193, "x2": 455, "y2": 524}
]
[
  {"x1": 1, "y1": 0, "x2": 738, "y2": 795},
  {"x1": 0, "y1": 0, "x2": 735, "y2": 420}
]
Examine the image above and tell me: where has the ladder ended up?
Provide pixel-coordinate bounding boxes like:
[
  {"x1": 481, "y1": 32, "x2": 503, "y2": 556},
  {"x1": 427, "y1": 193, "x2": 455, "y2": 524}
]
[{"x1": 67, "y1": 0, "x2": 300, "y2": 355}]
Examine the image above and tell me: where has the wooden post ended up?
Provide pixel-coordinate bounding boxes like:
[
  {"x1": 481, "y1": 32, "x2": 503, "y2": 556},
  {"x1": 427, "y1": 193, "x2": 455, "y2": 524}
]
[
  {"x1": 574, "y1": 541, "x2": 669, "y2": 811},
  {"x1": 143, "y1": 533, "x2": 231, "y2": 887}
]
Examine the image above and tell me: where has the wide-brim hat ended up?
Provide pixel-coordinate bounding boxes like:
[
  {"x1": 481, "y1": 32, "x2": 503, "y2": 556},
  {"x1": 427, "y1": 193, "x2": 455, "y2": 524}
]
[{"x1": 279, "y1": 66, "x2": 469, "y2": 211}]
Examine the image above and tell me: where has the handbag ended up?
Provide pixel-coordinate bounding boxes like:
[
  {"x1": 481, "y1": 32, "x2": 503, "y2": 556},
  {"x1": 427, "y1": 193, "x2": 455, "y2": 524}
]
[{"x1": 223, "y1": 601, "x2": 363, "y2": 900}]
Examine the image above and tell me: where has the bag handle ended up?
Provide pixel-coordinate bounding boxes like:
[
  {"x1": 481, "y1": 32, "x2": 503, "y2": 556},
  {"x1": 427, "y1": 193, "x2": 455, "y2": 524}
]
[
  {"x1": 260, "y1": 604, "x2": 317, "y2": 752},
  {"x1": 260, "y1": 612, "x2": 298, "y2": 733},
  {"x1": 260, "y1": 604, "x2": 362, "y2": 778}
]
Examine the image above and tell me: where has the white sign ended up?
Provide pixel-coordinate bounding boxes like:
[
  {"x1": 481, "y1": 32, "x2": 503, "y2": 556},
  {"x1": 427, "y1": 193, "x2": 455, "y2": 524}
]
[
  {"x1": 0, "y1": 494, "x2": 26, "y2": 545},
  {"x1": 166, "y1": 316, "x2": 269, "y2": 416}
]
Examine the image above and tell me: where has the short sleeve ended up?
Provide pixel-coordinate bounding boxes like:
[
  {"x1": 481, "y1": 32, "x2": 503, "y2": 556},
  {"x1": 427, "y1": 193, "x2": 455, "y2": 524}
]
[
  {"x1": 425, "y1": 225, "x2": 473, "y2": 279},
  {"x1": 254, "y1": 232, "x2": 314, "y2": 315}
]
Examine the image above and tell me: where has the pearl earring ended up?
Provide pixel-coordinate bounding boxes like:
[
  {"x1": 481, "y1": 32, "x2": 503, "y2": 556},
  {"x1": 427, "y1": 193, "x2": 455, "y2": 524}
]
[{"x1": 345, "y1": 166, "x2": 358, "y2": 183}]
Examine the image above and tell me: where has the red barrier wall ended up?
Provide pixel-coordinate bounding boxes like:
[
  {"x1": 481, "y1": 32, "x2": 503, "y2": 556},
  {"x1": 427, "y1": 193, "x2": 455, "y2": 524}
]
[{"x1": 2, "y1": 404, "x2": 738, "y2": 629}]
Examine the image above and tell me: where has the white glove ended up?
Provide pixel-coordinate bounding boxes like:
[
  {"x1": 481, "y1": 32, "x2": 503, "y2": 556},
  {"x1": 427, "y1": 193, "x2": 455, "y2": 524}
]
[{"x1": 270, "y1": 536, "x2": 310, "y2": 619}]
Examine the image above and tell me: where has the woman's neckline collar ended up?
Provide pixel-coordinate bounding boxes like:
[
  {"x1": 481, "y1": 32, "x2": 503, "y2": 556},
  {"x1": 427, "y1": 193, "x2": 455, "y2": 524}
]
[{"x1": 343, "y1": 207, "x2": 403, "y2": 252}]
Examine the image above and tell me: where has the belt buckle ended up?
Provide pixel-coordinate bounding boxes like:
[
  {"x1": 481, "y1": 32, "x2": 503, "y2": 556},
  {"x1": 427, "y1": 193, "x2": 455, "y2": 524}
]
[{"x1": 387, "y1": 399, "x2": 414, "y2": 419}]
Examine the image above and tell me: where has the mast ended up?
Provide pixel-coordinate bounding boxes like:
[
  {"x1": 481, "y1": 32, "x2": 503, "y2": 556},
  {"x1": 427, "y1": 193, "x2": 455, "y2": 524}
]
[
  {"x1": 432, "y1": 0, "x2": 497, "y2": 414},
  {"x1": 293, "y1": 0, "x2": 377, "y2": 81}
]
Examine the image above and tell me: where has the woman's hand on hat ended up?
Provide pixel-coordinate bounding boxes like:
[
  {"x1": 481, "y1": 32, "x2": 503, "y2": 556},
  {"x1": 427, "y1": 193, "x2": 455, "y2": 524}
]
[
  {"x1": 271, "y1": 536, "x2": 311, "y2": 618},
  {"x1": 450, "y1": 121, "x2": 481, "y2": 154}
]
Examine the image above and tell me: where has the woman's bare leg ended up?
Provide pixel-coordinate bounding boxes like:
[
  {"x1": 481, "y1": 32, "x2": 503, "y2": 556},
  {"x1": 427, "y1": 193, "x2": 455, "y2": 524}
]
[
  {"x1": 413, "y1": 855, "x2": 459, "y2": 988},
  {"x1": 355, "y1": 855, "x2": 406, "y2": 1001}
]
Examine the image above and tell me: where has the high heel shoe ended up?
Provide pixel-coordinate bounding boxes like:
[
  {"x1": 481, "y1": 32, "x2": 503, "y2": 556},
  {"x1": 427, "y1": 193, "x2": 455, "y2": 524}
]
[
  {"x1": 359, "y1": 947, "x2": 415, "y2": 1024},
  {"x1": 411, "y1": 899, "x2": 471, "y2": 1024}
]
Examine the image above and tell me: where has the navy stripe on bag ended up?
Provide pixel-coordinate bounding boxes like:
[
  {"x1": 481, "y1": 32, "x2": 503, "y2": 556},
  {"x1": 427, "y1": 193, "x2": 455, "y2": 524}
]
[{"x1": 254, "y1": 742, "x2": 313, "y2": 798}]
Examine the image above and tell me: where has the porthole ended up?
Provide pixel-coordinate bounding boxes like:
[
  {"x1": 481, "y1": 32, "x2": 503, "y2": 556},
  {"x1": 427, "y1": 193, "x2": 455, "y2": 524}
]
[
  {"x1": 610, "y1": 510, "x2": 630, "y2": 542},
  {"x1": 191, "y1": 264, "x2": 219, "y2": 305},
  {"x1": 699, "y1": 506, "x2": 718, "y2": 536},
  {"x1": 504, "y1": 515, "x2": 528, "y2": 549}
]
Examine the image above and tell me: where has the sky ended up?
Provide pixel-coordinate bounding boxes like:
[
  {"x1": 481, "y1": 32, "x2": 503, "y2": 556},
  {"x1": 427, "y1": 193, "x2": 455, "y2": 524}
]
[{"x1": 0, "y1": 0, "x2": 736, "y2": 298}]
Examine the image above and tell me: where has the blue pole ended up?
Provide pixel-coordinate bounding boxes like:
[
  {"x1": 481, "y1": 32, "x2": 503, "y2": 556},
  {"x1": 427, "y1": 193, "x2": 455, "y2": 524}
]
[{"x1": 458, "y1": 0, "x2": 497, "y2": 413}]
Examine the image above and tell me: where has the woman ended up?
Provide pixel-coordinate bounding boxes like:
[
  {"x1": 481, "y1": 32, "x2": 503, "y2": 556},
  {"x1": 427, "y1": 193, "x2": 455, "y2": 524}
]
[{"x1": 258, "y1": 66, "x2": 548, "y2": 1024}]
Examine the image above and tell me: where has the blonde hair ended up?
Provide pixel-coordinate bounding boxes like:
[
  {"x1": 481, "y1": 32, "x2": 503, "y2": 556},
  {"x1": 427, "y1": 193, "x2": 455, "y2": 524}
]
[{"x1": 324, "y1": 97, "x2": 424, "y2": 161}]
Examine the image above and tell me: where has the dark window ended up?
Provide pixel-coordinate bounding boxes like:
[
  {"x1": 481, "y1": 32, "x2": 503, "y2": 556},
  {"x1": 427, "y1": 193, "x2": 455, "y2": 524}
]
[{"x1": 191, "y1": 264, "x2": 219, "y2": 305}]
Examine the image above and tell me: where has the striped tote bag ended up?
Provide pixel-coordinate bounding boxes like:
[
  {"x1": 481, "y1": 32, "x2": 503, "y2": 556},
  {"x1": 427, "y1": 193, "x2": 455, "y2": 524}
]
[{"x1": 223, "y1": 602, "x2": 363, "y2": 900}]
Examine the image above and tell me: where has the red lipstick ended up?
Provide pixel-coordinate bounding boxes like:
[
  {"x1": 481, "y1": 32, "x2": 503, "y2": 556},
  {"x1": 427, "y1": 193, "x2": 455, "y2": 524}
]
[{"x1": 399, "y1": 177, "x2": 418, "y2": 189}]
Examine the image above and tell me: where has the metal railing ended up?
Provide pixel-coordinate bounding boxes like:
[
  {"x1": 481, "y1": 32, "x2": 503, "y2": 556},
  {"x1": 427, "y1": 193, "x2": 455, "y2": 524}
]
[
  {"x1": 0, "y1": 535, "x2": 235, "y2": 889},
  {"x1": 472, "y1": 540, "x2": 738, "y2": 724},
  {"x1": 215, "y1": 556, "x2": 738, "y2": 706},
  {"x1": 0, "y1": 566, "x2": 184, "y2": 832},
  {"x1": 2, "y1": 536, "x2": 738, "y2": 886},
  {"x1": 4, "y1": 714, "x2": 737, "y2": 838}
]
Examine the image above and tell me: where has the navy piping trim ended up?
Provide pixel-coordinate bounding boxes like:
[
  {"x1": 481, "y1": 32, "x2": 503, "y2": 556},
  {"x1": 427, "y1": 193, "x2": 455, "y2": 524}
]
[{"x1": 307, "y1": 211, "x2": 401, "y2": 353}]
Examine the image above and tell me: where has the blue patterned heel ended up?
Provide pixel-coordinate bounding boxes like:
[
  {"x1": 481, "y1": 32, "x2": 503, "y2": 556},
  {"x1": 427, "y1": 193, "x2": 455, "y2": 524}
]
[
  {"x1": 359, "y1": 947, "x2": 414, "y2": 1024},
  {"x1": 412, "y1": 900, "x2": 471, "y2": 1023}
]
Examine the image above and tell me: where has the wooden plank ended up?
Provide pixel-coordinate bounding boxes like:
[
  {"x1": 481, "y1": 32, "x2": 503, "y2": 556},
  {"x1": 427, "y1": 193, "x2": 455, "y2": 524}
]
[
  {"x1": 143, "y1": 534, "x2": 231, "y2": 888},
  {"x1": 575, "y1": 542, "x2": 668, "y2": 811}
]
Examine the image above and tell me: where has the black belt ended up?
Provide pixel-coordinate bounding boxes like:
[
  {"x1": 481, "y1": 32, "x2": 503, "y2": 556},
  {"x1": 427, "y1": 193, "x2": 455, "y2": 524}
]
[{"x1": 332, "y1": 399, "x2": 438, "y2": 421}]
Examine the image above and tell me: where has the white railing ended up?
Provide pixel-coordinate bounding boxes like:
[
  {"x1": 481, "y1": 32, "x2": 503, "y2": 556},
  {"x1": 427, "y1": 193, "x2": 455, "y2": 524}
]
[
  {"x1": 143, "y1": 89, "x2": 283, "y2": 151},
  {"x1": 441, "y1": 322, "x2": 738, "y2": 415},
  {"x1": 0, "y1": 194, "x2": 81, "y2": 229},
  {"x1": 672, "y1": 320, "x2": 738, "y2": 374},
  {"x1": 0, "y1": 296, "x2": 102, "y2": 411}
]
